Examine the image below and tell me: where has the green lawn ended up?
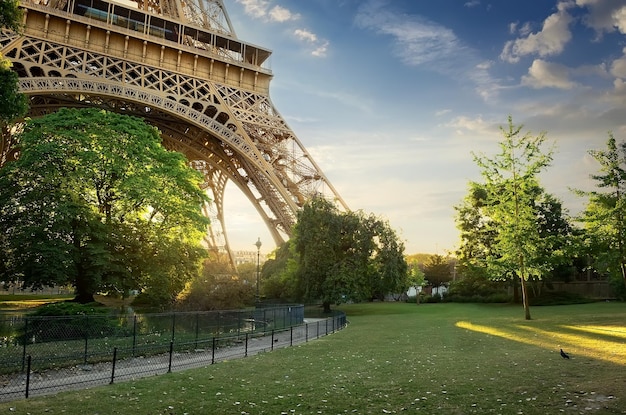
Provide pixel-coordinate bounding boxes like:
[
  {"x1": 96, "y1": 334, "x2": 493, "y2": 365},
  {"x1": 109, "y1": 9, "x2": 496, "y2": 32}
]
[
  {"x1": 0, "y1": 294, "x2": 73, "y2": 311},
  {"x1": 2, "y1": 302, "x2": 625, "y2": 414}
]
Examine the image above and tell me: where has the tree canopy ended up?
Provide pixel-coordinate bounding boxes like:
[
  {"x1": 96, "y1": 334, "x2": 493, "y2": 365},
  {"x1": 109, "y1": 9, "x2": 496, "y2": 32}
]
[
  {"x1": 289, "y1": 197, "x2": 408, "y2": 312},
  {"x1": 0, "y1": 0, "x2": 28, "y2": 164},
  {"x1": 466, "y1": 117, "x2": 556, "y2": 319},
  {"x1": 0, "y1": 108, "x2": 210, "y2": 304},
  {"x1": 575, "y1": 133, "x2": 626, "y2": 298}
]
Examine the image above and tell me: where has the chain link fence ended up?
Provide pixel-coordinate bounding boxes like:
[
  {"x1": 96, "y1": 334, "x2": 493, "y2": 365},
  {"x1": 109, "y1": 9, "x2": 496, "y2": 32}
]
[{"x1": 0, "y1": 306, "x2": 347, "y2": 401}]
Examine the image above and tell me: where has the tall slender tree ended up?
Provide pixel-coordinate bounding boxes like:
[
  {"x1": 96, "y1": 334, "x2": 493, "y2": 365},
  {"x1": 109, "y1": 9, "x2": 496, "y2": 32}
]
[
  {"x1": 472, "y1": 117, "x2": 554, "y2": 320},
  {"x1": 574, "y1": 134, "x2": 626, "y2": 295}
]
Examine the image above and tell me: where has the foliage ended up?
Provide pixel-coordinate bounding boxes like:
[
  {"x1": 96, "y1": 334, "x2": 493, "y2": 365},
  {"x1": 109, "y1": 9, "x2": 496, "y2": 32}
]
[
  {"x1": 454, "y1": 183, "x2": 496, "y2": 279},
  {"x1": 574, "y1": 133, "x2": 626, "y2": 294},
  {"x1": 21, "y1": 301, "x2": 122, "y2": 344},
  {"x1": 528, "y1": 291, "x2": 595, "y2": 306},
  {"x1": 446, "y1": 274, "x2": 509, "y2": 303},
  {"x1": 469, "y1": 116, "x2": 556, "y2": 319},
  {"x1": 176, "y1": 274, "x2": 255, "y2": 311},
  {"x1": 292, "y1": 197, "x2": 408, "y2": 312},
  {"x1": 406, "y1": 258, "x2": 426, "y2": 304},
  {"x1": 0, "y1": 0, "x2": 28, "y2": 165},
  {"x1": 27, "y1": 301, "x2": 110, "y2": 317},
  {"x1": 422, "y1": 254, "x2": 452, "y2": 289},
  {"x1": 0, "y1": 65, "x2": 27, "y2": 125},
  {"x1": 261, "y1": 241, "x2": 298, "y2": 301},
  {"x1": 0, "y1": 0, "x2": 22, "y2": 33},
  {"x1": 176, "y1": 258, "x2": 255, "y2": 310},
  {"x1": 0, "y1": 108, "x2": 210, "y2": 304}
]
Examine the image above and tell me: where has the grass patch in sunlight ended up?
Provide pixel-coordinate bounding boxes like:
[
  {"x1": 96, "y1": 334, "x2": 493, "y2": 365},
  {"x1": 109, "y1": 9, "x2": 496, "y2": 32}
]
[{"x1": 1, "y1": 302, "x2": 625, "y2": 414}]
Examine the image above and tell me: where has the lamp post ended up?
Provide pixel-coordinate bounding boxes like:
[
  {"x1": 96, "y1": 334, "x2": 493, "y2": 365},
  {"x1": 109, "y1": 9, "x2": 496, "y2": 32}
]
[{"x1": 254, "y1": 237, "x2": 262, "y2": 303}]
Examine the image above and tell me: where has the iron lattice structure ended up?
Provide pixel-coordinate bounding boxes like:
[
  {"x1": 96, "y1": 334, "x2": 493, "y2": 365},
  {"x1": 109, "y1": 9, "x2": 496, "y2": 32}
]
[{"x1": 0, "y1": 0, "x2": 347, "y2": 268}]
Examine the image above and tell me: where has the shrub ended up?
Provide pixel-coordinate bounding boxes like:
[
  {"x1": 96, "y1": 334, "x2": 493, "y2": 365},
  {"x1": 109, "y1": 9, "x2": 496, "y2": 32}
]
[
  {"x1": 529, "y1": 291, "x2": 595, "y2": 306},
  {"x1": 445, "y1": 275, "x2": 508, "y2": 303},
  {"x1": 20, "y1": 302, "x2": 123, "y2": 344}
]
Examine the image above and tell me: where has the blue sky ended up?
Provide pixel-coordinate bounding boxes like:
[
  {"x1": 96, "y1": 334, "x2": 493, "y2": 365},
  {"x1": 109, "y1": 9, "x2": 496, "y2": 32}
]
[{"x1": 220, "y1": 0, "x2": 626, "y2": 256}]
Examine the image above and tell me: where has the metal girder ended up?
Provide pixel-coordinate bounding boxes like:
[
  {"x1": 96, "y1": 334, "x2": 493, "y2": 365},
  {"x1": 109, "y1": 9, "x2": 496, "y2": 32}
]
[{"x1": 1, "y1": 0, "x2": 347, "y2": 267}]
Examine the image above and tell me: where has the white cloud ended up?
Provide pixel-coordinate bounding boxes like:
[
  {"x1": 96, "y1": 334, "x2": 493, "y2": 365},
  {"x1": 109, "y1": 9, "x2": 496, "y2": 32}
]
[
  {"x1": 521, "y1": 59, "x2": 578, "y2": 89},
  {"x1": 464, "y1": 0, "x2": 480, "y2": 8},
  {"x1": 235, "y1": 0, "x2": 268, "y2": 19},
  {"x1": 445, "y1": 115, "x2": 499, "y2": 138},
  {"x1": 293, "y1": 29, "x2": 328, "y2": 57},
  {"x1": 235, "y1": 0, "x2": 299, "y2": 23},
  {"x1": 268, "y1": 5, "x2": 299, "y2": 22},
  {"x1": 293, "y1": 28, "x2": 317, "y2": 43},
  {"x1": 235, "y1": 0, "x2": 326, "y2": 57},
  {"x1": 355, "y1": 3, "x2": 461, "y2": 67},
  {"x1": 500, "y1": 1, "x2": 575, "y2": 63},
  {"x1": 311, "y1": 41, "x2": 329, "y2": 57},
  {"x1": 355, "y1": 0, "x2": 496, "y2": 99},
  {"x1": 577, "y1": 0, "x2": 626, "y2": 36},
  {"x1": 610, "y1": 48, "x2": 626, "y2": 78}
]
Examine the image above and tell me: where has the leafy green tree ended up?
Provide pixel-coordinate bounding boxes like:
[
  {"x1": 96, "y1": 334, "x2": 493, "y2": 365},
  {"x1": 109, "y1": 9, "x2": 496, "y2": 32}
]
[
  {"x1": 423, "y1": 254, "x2": 452, "y2": 291},
  {"x1": 292, "y1": 197, "x2": 407, "y2": 312},
  {"x1": 472, "y1": 117, "x2": 554, "y2": 320},
  {"x1": 0, "y1": 0, "x2": 28, "y2": 165},
  {"x1": 261, "y1": 241, "x2": 298, "y2": 301},
  {"x1": 0, "y1": 0, "x2": 22, "y2": 33},
  {"x1": 0, "y1": 108, "x2": 210, "y2": 304},
  {"x1": 406, "y1": 259, "x2": 426, "y2": 304},
  {"x1": 360, "y1": 212, "x2": 408, "y2": 301},
  {"x1": 574, "y1": 134, "x2": 626, "y2": 297},
  {"x1": 454, "y1": 183, "x2": 496, "y2": 279}
]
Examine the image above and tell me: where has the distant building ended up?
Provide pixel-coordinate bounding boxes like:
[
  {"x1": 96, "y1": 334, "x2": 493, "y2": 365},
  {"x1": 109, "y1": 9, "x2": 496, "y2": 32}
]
[{"x1": 233, "y1": 250, "x2": 267, "y2": 266}]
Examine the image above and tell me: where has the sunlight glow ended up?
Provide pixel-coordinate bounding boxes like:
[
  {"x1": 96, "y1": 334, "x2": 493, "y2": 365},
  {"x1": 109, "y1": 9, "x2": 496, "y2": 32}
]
[{"x1": 455, "y1": 321, "x2": 626, "y2": 366}]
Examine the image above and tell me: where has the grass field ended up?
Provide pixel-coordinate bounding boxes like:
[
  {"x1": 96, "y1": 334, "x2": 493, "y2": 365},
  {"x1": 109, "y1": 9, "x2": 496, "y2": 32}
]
[
  {"x1": 0, "y1": 294, "x2": 73, "y2": 311},
  {"x1": 1, "y1": 302, "x2": 625, "y2": 414}
]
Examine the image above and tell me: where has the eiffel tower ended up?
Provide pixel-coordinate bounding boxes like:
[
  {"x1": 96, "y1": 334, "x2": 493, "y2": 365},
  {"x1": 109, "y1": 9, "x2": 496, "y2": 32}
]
[{"x1": 0, "y1": 0, "x2": 348, "y2": 268}]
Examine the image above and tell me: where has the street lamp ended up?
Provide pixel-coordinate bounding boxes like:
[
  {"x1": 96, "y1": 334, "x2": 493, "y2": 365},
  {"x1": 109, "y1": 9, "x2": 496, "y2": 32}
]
[{"x1": 254, "y1": 237, "x2": 262, "y2": 303}]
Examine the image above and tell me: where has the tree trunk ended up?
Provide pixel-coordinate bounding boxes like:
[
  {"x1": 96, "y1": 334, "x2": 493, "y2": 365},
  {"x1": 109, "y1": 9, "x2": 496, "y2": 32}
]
[
  {"x1": 322, "y1": 301, "x2": 331, "y2": 314},
  {"x1": 520, "y1": 275, "x2": 531, "y2": 320},
  {"x1": 415, "y1": 286, "x2": 420, "y2": 305},
  {"x1": 72, "y1": 292, "x2": 96, "y2": 304},
  {"x1": 519, "y1": 255, "x2": 531, "y2": 320}
]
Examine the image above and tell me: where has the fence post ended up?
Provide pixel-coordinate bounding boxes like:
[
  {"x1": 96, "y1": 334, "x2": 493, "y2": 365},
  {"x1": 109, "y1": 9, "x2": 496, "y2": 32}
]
[
  {"x1": 110, "y1": 347, "x2": 117, "y2": 385},
  {"x1": 25, "y1": 355, "x2": 31, "y2": 399},
  {"x1": 132, "y1": 315, "x2": 137, "y2": 357},
  {"x1": 290, "y1": 326, "x2": 293, "y2": 346},
  {"x1": 316, "y1": 320, "x2": 320, "y2": 339},
  {"x1": 211, "y1": 337, "x2": 216, "y2": 364},
  {"x1": 305, "y1": 323, "x2": 308, "y2": 342},
  {"x1": 245, "y1": 333, "x2": 248, "y2": 357},
  {"x1": 83, "y1": 315, "x2": 89, "y2": 364},
  {"x1": 195, "y1": 313, "x2": 200, "y2": 349},
  {"x1": 171, "y1": 313, "x2": 176, "y2": 343},
  {"x1": 325, "y1": 318, "x2": 328, "y2": 335},
  {"x1": 217, "y1": 312, "x2": 220, "y2": 335},
  {"x1": 21, "y1": 317, "x2": 28, "y2": 372},
  {"x1": 271, "y1": 329, "x2": 275, "y2": 351},
  {"x1": 168, "y1": 341, "x2": 174, "y2": 373}
]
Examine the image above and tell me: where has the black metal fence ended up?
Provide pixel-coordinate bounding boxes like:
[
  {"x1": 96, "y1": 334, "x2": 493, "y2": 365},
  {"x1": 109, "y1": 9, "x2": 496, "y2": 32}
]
[{"x1": 0, "y1": 306, "x2": 347, "y2": 401}]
